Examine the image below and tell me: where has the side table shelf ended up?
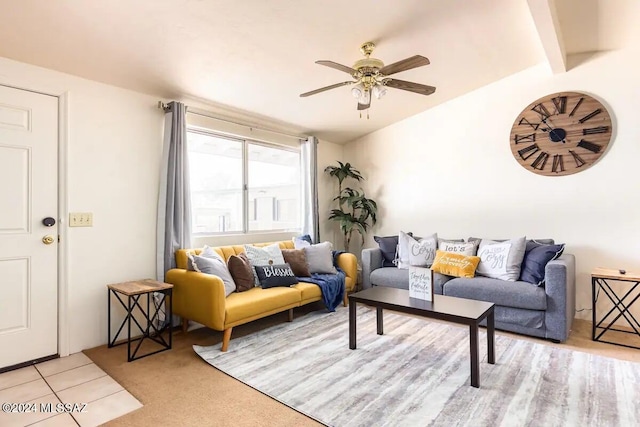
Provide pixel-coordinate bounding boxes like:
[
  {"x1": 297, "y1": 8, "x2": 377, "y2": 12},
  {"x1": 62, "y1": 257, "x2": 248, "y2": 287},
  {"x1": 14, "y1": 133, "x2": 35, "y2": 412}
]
[
  {"x1": 107, "y1": 279, "x2": 173, "y2": 361},
  {"x1": 591, "y1": 268, "x2": 640, "y2": 350}
]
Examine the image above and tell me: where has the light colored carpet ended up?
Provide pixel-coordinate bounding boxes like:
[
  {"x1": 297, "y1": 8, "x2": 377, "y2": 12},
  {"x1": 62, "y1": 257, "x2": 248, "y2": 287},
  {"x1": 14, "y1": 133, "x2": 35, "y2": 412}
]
[{"x1": 194, "y1": 305, "x2": 640, "y2": 427}]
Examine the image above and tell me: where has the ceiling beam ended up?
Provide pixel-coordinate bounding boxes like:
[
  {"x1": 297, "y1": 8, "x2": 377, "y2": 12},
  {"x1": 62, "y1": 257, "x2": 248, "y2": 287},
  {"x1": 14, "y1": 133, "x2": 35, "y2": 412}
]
[{"x1": 526, "y1": 0, "x2": 567, "y2": 73}]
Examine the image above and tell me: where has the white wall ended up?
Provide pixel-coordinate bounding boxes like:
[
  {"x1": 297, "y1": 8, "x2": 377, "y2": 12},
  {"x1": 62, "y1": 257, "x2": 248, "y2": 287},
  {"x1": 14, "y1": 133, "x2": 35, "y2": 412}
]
[
  {"x1": 344, "y1": 47, "x2": 640, "y2": 322},
  {"x1": 0, "y1": 56, "x2": 346, "y2": 353}
]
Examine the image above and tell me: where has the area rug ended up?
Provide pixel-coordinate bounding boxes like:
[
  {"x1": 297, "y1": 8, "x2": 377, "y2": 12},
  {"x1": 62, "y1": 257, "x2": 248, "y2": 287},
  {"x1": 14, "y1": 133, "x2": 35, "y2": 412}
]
[{"x1": 194, "y1": 305, "x2": 639, "y2": 427}]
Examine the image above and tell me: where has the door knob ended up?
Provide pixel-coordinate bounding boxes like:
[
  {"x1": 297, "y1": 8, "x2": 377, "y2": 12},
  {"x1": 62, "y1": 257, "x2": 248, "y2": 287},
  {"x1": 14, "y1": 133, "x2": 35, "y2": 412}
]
[
  {"x1": 42, "y1": 217, "x2": 56, "y2": 227},
  {"x1": 42, "y1": 235, "x2": 55, "y2": 245}
]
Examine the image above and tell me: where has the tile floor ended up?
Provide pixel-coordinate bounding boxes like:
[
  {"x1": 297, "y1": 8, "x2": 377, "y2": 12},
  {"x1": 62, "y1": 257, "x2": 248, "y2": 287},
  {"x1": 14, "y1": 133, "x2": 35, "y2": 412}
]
[{"x1": 0, "y1": 353, "x2": 141, "y2": 427}]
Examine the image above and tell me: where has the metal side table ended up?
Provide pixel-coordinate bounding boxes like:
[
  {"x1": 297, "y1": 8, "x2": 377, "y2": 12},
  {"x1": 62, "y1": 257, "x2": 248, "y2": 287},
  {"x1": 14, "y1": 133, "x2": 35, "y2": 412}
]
[{"x1": 107, "y1": 279, "x2": 173, "y2": 361}]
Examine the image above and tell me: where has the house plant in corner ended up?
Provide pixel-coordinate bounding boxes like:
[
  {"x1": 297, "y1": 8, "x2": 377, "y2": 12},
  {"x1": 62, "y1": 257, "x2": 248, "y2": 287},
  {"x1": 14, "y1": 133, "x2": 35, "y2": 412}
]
[{"x1": 325, "y1": 161, "x2": 377, "y2": 253}]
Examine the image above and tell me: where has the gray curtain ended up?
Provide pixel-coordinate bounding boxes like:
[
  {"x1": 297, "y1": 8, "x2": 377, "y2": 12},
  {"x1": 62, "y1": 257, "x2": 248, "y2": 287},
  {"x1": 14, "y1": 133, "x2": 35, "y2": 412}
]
[
  {"x1": 155, "y1": 101, "x2": 191, "y2": 328},
  {"x1": 156, "y1": 101, "x2": 192, "y2": 280},
  {"x1": 301, "y1": 136, "x2": 320, "y2": 243}
]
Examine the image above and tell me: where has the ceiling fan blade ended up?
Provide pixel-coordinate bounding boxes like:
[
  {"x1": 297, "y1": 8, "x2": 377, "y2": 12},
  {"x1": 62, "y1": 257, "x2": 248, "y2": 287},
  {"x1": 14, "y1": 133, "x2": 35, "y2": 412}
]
[
  {"x1": 385, "y1": 78, "x2": 436, "y2": 96},
  {"x1": 379, "y1": 55, "x2": 430, "y2": 76},
  {"x1": 300, "y1": 81, "x2": 353, "y2": 97},
  {"x1": 316, "y1": 60, "x2": 357, "y2": 75}
]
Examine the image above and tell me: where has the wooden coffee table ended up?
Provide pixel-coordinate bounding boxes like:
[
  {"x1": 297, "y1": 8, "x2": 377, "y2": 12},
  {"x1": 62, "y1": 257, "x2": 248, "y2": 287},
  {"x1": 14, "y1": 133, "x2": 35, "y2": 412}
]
[{"x1": 349, "y1": 287, "x2": 495, "y2": 388}]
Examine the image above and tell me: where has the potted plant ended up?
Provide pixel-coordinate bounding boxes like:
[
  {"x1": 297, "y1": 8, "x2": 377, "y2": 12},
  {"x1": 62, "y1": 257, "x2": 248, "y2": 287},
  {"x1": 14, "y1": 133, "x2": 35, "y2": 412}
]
[{"x1": 325, "y1": 161, "x2": 377, "y2": 253}]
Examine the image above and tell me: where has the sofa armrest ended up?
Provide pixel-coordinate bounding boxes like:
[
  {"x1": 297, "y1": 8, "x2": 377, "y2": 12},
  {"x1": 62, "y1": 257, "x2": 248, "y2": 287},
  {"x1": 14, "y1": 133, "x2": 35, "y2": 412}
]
[
  {"x1": 165, "y1": 269, "x2": 226, "y2": 331},
  {"x1": 337, "y1": 252, "x2": 358, "y2": 292},
  {"x1": 361, "y1": 248, "x2": 383, "y2": 290},
  {"x1": 543, "y1": 253, "x2": 576, "y2": 342}
]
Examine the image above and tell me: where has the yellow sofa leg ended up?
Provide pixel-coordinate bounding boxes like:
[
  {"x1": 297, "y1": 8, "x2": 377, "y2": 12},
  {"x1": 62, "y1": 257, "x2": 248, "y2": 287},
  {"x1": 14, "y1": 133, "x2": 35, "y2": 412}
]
[
  {"x1": 221, "y1": 328, "x2": 232, "y2": 352},
  {"x1": 181, "y1": 318, "x2": 189, "y2": 333},
  {"x1": 288, "y1": 308, "x2": 294, "y2": 322},
  {"x1": 343, "y1": 292, "x2": 349, "y2": 307}
]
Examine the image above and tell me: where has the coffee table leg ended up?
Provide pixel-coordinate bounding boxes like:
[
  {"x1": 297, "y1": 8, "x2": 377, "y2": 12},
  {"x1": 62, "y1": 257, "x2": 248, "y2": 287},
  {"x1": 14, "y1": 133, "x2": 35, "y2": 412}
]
[
  {"x1": 349, "y1": 300, "x2": 356, "y2": 349},
  {"x1": 470, "y1": 324, "x2": 479, "y2": 388},
  {"x1": 487, "y1": 310, "x2": 495, "y2": 364},
  {"x1": 376, "y1": 307, "x2": 383, "y2": 335}
]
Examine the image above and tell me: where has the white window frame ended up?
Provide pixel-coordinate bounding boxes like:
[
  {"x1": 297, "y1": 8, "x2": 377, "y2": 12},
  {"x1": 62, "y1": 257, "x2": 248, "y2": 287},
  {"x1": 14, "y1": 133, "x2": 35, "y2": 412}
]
[{"x1": 187, "y1": 127, "x2": 302, "y2": 236}]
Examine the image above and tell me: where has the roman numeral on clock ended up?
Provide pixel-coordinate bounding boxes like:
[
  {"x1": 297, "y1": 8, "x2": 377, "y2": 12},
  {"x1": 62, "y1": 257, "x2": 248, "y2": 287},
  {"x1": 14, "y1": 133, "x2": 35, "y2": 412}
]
[
  {"x1": 531, "y1": 152, "x2": 549, "y2": 170},
  {"x1": 552, "y1": 96, "x2": 567, "y2": 115},
  {"x1": 518, "y1": 144, "x2": 540, "y2": 160},
  {"x1": 518, "y1": 117, "x2": 540, "y2": 130},
  {"x1": 569, "y1": 150, "x2": 586, "y2": 167},
  {"x1": 569, "y1": 97, "x2": 584, "y2": 117},
  {"x1": 577, "y1": 139, "x2": 602, "y2": 153},
  {"x1": 578, "y1": 108, "x2": 602, "y2": 123},
  {"x1": 552, "y1": 154, "x2": 565, "y2": 173},
  {"x1": 514, "y1": 133, "x2": 536, "y2": 144},
  {"x1": 583, "y1": 126, "x2": 609, "y2": 135},
  {"x1": 531, "y1": 103, "x2": 551, "y2": 120}
]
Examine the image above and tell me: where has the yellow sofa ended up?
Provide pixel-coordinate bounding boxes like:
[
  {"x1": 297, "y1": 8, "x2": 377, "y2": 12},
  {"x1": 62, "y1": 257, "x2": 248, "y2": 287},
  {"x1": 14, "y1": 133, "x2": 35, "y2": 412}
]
[{"x1": 165, "y1": 240, "x2": 358, "y2": 351}]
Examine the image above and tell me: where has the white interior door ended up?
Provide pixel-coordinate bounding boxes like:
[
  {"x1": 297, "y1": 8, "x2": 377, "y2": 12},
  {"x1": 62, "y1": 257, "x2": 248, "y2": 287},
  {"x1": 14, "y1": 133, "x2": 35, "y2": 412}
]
[{"x1": 0, "y1": 85, "x2": 58, "y2": 369}]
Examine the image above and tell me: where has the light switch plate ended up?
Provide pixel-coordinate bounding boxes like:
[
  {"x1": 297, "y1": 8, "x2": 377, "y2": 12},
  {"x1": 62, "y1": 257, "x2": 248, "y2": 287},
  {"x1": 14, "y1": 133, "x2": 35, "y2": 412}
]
[{"x1": 69, "y1": 212, "x2": 93, "y2": 227}]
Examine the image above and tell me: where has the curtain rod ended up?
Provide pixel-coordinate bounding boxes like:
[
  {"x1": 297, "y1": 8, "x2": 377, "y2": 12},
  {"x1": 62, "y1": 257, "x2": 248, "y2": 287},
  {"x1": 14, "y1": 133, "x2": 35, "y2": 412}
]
[{"x1": 157, "y1": 101, "x2": 307, "y2": 141}]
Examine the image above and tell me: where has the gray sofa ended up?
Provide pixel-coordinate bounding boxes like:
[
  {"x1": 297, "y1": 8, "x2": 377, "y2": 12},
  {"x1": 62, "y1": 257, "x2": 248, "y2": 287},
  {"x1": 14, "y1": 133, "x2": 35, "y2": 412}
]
[{"x1": 361, "y1": 244, "x2": 576, "y2": 342}]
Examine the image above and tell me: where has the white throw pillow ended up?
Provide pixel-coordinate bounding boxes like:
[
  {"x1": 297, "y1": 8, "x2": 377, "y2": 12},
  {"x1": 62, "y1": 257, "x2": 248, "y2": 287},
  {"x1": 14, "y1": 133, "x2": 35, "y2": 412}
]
[
  {"x1": 398, "y1": 231, "x2": 437, "y2": 269},
  {"x1": 476, "y1": 237, "x2": 527, "y2": 281},
  {"x1": 304, "y1": 241, "x2": 337, "y2": 274},
  {"x1": 244, "y1": 243, "x2": 286, "y2": 286},
  {"x1": 438, "y1": 241, "x2": 478, "y2": 256}
]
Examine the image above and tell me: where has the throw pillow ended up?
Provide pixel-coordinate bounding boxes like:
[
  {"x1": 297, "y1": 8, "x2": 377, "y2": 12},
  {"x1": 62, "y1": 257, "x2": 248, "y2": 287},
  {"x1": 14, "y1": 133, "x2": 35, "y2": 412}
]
[
  {"x1": 293, "y1": 234, "x2": 312, "y2": 249},
  {"x1": 397, "y1": 231, "x2": 437, "y2": 269},
  {"x1": 282, "y1": 249, "x2": 311, "y2": 277},
  {"x1": 438, "y1": 240, "x2": 478, "y2": 256},
  {"x1": 431, "y1": 250, "x2": 481, "y2": 278},
  {"x1": 519, "y1": 241, "x2": 565, "y2": 286},
  {"x1": 475, "y1": 237, "x2": 526, "y2": 281},
  {"x1": 373, "y1": 235, "x2": 399, "y2": 267},
  {"x1": 227, "y1": 253, "x2": 255, "y2": 292},
  {"x1": 244, "y1": 243, "x2": 286, "y2": 286},
  {"x1": 187, "y1": 253, "x2": 236, "y2": 296},
  {"x1": 304, "y1": 241, "x2": 337, "y2": 274},
  {"x1": 186, "y1": 245, "x2": 222, "y2": 270},
  {"x1": 255, "y1": 263, "x2": 298, "y2": 288}
]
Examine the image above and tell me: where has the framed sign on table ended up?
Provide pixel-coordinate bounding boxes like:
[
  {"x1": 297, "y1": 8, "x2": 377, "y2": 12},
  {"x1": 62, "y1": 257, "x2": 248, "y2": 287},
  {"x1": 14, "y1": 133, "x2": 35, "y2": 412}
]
[{"x1": 409, "y1": 266, "x2": 434, "y2": 301}]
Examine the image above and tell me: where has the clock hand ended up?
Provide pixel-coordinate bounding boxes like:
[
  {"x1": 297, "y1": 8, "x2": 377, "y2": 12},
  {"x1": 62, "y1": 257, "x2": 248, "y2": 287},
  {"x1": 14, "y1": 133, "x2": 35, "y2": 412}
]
[{"x1": 541, "y1": 116, "x2": 566, "y2": 143}]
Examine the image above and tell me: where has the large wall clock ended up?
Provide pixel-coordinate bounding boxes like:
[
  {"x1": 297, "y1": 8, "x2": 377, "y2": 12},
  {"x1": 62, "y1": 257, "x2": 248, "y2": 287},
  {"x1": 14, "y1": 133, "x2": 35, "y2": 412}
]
[{"x1": 510, "y1": 91, "x2": 613, "y2": 176}]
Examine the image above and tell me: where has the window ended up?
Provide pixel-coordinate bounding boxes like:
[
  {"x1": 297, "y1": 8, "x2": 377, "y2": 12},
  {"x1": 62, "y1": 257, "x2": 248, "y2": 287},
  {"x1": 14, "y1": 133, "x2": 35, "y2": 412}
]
[{"x1": 187, "y1": 130, "x2": 301, "y2": 235}]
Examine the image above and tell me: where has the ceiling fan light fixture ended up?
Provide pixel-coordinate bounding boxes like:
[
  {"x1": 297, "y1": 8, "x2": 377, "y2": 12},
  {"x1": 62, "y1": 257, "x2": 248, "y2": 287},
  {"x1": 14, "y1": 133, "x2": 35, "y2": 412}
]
[
  {"x1": 351, "y1": 83, "x2": 364, "y2": 99},
  {"x1": 372, "y1": 84, "x2": 387, "y2": 100},
  {"x1": 359, "y1": 89, "x2": 371, "y2": 104}
]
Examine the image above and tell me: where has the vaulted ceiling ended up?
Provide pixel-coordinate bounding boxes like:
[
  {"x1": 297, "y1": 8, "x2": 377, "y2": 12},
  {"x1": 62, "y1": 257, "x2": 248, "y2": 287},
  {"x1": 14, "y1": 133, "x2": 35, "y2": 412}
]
[{"x1": 0, "y1": 0, "x2": 637, "y2": 143}]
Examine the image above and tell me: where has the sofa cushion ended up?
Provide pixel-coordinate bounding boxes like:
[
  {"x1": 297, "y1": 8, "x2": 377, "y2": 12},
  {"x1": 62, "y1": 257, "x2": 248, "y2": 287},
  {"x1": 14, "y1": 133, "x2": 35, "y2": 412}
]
[
  {"x1": 255, "y1": 264, "x2": 298, "y2": 288},
  {"x1": 187, "y1": 252, "x2": 236, "y2": 297},
  {"x1": 293, "y1": 281, "x2": 322, "y2": 302},
  {"x1": 244, "y1": 243, "x2": 286, "y2": 286},
  {"x1": 519, "y1": 241, "x2": 565, "y2": 286},
  {"x1": 438, "y1": 240, "x2": 478, "y2": 256},
  {"x1": 475, "y1": 237, "x2": 526, "y2": 281},
  {"x1": 227, "y1": 253, "x2": 255, "y2": 292},
  {"x1": 431, "y1": 250, "x2": 481, "y2": 278},
  {"x1": 397, "y1": 231, "x2": 437, "y2": 268},
  {"x1": 304, "y1": 241, "x2": 337, "y2": 274},
  {"x1": 225, "y1": 286, "x2": 301, "y2": 325},
  {"x1": 374, "y1": 235, "x2": 399, "y2": 267},
  {"x1": 443, "y1": 277, "x2": 547, "y2": 310},
  {"x1": 282, "y1": 249, "x2": 311, "y2": 277},
  {"x1": 370, "y1": 267, "x2": 451, "y2": 294}
]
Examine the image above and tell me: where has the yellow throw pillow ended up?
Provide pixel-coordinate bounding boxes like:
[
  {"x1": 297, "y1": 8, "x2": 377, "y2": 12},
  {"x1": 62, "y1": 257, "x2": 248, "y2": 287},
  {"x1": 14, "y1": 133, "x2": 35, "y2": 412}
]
[{"x1": 431, "y1": 250, "x2": 481, "y2": 278}]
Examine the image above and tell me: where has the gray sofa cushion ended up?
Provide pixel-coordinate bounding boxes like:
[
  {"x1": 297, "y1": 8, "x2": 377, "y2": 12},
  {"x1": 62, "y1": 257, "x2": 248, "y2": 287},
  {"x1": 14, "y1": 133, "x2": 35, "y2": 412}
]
[
  {"x1": 443, "y1": 277, "x2": 547, "y2": 310},
  {"x1": 370, "y1": 267, "x2": 451, "y2": 294}
]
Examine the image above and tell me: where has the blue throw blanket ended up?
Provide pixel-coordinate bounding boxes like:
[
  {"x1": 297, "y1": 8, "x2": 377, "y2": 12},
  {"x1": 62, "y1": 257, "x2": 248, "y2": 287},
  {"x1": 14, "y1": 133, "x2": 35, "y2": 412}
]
[{"x1": 297, "y1": 251, "x2": 346, "y2": 312}]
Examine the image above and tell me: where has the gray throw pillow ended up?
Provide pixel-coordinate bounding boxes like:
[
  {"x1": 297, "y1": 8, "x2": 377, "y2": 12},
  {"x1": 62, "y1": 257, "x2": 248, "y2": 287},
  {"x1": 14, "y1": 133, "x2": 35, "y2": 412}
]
[
  {"x1": 304, "y1": 241, "x2": 337, "y2": 274},
  {"x1": 476, "y1": 237, "x2": 526, "y2": 281},
  {"x1": 187, "y1": 253, "x2": 236, "y2": 296}
]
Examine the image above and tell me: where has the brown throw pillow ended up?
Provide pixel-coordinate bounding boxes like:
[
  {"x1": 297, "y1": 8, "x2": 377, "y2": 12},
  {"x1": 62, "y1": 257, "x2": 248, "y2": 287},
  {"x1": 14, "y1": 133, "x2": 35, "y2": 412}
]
[
  {"x1": 282, "y1": 249, "x2": 311, "y2": 277},
  {"x1": 227, "y1": 253, "x2": 255, "y2": 292}
]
